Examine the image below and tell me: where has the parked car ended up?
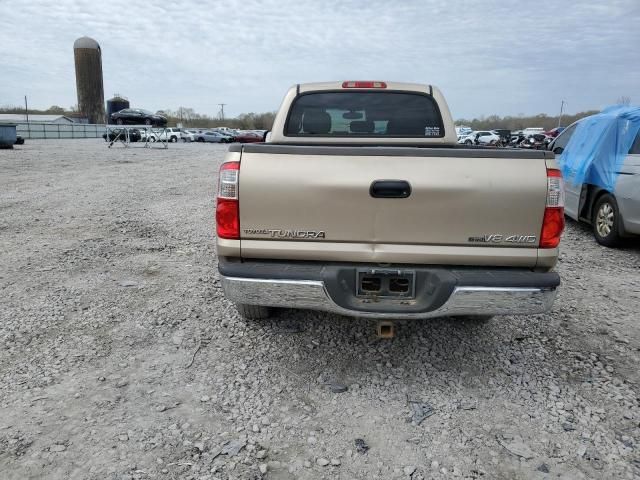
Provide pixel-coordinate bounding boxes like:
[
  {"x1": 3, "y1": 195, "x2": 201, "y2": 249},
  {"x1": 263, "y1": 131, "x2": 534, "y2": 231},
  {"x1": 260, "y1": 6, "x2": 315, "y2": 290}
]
[
  {"x1": 455, "y1": 126, "x2": 473, "y2": 137},
  {"x1": 522, "y1": 127, "x2": 545, "y2": 136},
  {"x1": 216, "y1": 80, "x2": 562, "y2": 321},
  {"x1": 197, "y1": 131, "x2": 233, "y2": 143},
  {"x1": 164, "y1": 128, "x2": 181, "y2": 142},
  {"x1": 520, "y1": 133, "x2": 547, "y2": 150},
  {"x1": 492, "y1": 129, "x2": 511, "y2": 145},
  {"x1": 110, "y1": 108, "x2": 167, "y2": 127},
  {"x1": 509, "y1": 133, "x2": 526, "y2": 147},
  {"x1": 102, "y1": 128, "x2": 142, "y2": 142},
  {"x1": 549, "y1": 112, "x2": 640, "y2": 246},
  {"x1": 544, "y1": 127, "x2": 565, "y2": 138},
  {"x1": 458, "y1": 131, "x2": 500, "y2": 146},
  {"x1": 215, "y1": 127, "x2": 238, "y2": 136},
  {"x1": 457, "y1": 133, "x2": 473, "y2": 145},
  {"x1": 219, "y1": 132, "x2": 237, "y2": 142},
  {"x1": 139, "y1": 128, "x2": 154, "y2": 142},
  {"x1": 233, "y1": 131, "x2": 264, "y2": 143},
  {"x1": 134, "y1": 128, "x2": 157, "y2": 142},
  {"x1": 211, "y1": 129, "x2": 236, "y2": 141},
  {"x1": 181, "y1": 129, "x2": 196, "y2": 142},
  {"x1": 149, "y1": 127, "x2": 181, "y2": 142}
]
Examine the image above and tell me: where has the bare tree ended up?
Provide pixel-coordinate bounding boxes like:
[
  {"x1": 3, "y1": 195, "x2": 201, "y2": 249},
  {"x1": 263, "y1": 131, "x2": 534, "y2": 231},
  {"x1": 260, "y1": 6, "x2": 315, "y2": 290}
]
[
  {"x1": 46, "y1": 105, "x2": 65, "y2": 114},
  {"x1": 616, "y1": 96, "x2": 631, "y2": 106}
]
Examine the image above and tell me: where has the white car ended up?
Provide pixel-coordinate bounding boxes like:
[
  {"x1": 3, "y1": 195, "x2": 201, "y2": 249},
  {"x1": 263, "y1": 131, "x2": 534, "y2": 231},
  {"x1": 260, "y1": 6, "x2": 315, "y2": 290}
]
[
  {"x1": 181, "y1": 130, "x2": 196, "y2": 142},
  {"x1": 164, "y1": 128, "x2": 181, "y2": 143},
  {"x1": 140, "y1": 127, "x2": 181, "y2": 143},
  {"x1": 140, "y1": 128, "x2": 162, "y2": 142},
  {"x1": 455, "y1": 126, "x2": 472, "y2": 138},
  {"x1": 458, "y1": 131, "x2": 500, "y2": 146},
  {"x1": 152, "y1": 127, "x2": 181, "y2": 143}
]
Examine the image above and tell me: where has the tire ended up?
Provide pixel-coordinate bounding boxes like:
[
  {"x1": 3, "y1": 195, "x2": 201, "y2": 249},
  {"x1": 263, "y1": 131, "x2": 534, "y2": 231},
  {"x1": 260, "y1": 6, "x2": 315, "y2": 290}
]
[
  {"x1": 149, "y1": 136, "x2": 156, "y2": 143},
  {"x1": 197, "y1": 137, "x2": 204, "y2": 143},
  {"x1": 170, "y1": 136, "x2": 177, "y2": 143},
  {"x1": 592, "y1": 193, "x2": 622, "y2": 247},
  {"x1": 464, "y1": 140, "x2": 472, "y2": 145},
  {"x1": 235, "y1": 304, "x2": 270, "y2": 320},
  {"x1": 116, "y1": 119, "x2": 123, "y2": 125}
]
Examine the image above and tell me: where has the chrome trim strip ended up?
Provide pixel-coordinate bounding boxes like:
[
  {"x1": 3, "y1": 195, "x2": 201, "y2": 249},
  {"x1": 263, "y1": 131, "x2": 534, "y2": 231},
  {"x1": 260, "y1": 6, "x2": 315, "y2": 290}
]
[{"x1": 220, "y1": 276, "x2": 557, "y2": 319}]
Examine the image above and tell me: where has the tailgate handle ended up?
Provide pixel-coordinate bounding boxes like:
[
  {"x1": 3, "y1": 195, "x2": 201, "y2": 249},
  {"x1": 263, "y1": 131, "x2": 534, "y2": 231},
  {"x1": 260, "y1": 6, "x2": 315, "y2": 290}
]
[{"x1": 370, "y1": 180, "x2": 412, "y2": 199}]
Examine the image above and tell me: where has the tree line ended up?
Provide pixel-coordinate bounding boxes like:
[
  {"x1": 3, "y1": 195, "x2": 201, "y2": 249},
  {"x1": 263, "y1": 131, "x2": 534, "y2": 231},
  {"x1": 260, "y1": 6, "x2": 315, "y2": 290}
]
[
  {"x1": 455, "y1": 111, "x2": 600, "y2": 131},
  {"x1": 161, "y1": 107, "x2": 276, "y2": 130},
  {"x1": 0, "y1": 105, "x2": 70, "y2": 115}
]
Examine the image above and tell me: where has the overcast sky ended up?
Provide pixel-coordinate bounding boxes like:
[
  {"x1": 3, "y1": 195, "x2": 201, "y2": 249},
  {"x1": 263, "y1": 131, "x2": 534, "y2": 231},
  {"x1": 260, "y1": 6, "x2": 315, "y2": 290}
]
[{"x1": 1, "y1": 0, "x2": 639, "y2": 119}]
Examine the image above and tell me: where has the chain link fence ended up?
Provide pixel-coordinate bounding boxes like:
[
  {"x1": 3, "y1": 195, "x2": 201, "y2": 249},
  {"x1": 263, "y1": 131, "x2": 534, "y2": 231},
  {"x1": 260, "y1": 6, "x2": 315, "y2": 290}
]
[{"x1": 14, "y1": 123, "x2": 105, "y2": 139}]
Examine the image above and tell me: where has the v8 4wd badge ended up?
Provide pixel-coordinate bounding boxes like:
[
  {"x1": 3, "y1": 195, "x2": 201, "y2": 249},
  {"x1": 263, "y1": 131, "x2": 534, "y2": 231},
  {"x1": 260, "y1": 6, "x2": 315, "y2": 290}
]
[{"x1": 468, "y1": 234, "x2": 537, "y2": 244}]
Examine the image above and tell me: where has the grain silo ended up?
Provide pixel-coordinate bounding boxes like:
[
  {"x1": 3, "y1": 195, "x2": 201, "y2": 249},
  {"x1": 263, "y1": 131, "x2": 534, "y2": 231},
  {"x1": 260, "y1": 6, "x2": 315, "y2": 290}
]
[
  {"x1": 73, "y1": 37, "x2": 105, "y2": 124},
  {"x1": 106, "y1": 95, "x2": 130, "y2": 123}
]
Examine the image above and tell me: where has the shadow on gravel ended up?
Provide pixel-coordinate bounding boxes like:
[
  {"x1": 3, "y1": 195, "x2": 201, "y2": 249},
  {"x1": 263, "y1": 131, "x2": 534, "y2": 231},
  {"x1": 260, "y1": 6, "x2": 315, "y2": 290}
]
[
  {"x1": 259, "y1": 309, "x2": 538, "y2": 392},
  {"x1": 566, "y1": 217, "x2": 640, "y2": 252}
]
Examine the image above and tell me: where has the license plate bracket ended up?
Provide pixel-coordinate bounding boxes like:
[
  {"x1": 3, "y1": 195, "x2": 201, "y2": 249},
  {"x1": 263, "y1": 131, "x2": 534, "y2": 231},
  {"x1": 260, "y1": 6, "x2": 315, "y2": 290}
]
[{"x1": 356, "y1": 269, "x2": 416, "y2": 298}]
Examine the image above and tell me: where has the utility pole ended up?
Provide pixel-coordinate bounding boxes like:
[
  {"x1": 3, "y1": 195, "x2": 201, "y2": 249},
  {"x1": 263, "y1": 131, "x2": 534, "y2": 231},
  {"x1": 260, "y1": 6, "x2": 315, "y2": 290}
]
[
  {"x1": 24, "y1": 95, "x2": 30, "y2": 137},
  {"x1": 558, "y1": 100, "x2": 565, "y2": 128},
  {"x1": 218, "y1": 103, "x2": 226, "y2": 122}
]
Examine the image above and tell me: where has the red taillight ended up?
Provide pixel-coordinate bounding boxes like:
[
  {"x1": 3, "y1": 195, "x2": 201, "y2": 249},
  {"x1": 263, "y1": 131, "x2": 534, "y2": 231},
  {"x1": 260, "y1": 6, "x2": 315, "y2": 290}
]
[
  {"x1": 540, "y1": 208, "x2": 564, "y2": 248},
  {"x1": 216, "y1": 161, "x2": 240, "y2": 239},
  {"x1": 342, "y1": 81, "x2": 387, "y2": 89},
  {"x1": 539, "y1": 168, "x2": 565, "y2": 248}
]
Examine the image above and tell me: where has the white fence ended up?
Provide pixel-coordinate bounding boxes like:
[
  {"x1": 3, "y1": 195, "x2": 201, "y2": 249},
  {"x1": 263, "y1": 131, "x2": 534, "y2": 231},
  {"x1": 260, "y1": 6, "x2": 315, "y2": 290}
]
[{"x1": 13, "y1": 123, "x2": 105, "y2": 139}]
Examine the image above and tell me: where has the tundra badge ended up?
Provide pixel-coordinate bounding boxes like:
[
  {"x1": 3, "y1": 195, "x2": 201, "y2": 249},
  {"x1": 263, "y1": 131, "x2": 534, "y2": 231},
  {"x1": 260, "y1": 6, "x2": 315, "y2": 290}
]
[{"x1": 243, "y1": 228, "x2": 326, "y2": 239}]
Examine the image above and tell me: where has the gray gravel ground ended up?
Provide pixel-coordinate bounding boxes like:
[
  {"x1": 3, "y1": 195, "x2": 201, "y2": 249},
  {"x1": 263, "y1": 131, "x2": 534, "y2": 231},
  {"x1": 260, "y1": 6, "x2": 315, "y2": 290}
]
[{"x1": 1, "y1": 139, "x2": 639, "y2": 480}]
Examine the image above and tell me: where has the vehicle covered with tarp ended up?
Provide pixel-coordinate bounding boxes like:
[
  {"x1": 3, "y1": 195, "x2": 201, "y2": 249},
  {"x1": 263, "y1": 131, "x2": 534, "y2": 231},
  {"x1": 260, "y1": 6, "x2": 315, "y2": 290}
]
[{"x1": 550, "y1": 105, "x2": 640, "y2": 246}]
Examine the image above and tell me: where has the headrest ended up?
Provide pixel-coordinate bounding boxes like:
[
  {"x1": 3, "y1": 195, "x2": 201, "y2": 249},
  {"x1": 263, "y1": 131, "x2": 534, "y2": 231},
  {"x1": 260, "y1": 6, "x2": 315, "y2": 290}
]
[
  {"x1": 302, "y1": 110, "x2": 331, "y2": 134},
  {"x1": 350, "y1": 120, "x2": 375, "y2": 134}
]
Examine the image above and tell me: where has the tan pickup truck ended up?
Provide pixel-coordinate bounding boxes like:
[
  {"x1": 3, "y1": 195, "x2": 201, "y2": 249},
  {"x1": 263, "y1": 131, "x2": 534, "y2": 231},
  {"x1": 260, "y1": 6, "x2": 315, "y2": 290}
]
[{"x1": 215, "y1": 81, "x2": 564, "y2": 321}]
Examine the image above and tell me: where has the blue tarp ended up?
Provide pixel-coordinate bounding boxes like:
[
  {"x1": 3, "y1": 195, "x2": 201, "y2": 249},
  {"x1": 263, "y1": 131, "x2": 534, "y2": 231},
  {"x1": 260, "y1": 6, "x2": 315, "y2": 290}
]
[{"x1": 559, "y1": 105, "x2": 640, "y2": 191}]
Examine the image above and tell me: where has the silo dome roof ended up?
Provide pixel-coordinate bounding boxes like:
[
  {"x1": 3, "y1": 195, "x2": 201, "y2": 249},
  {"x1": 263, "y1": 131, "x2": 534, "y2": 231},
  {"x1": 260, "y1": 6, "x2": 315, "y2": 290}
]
[{"x1": 74, "y1": 36, "x2": 100, "y2": 50}]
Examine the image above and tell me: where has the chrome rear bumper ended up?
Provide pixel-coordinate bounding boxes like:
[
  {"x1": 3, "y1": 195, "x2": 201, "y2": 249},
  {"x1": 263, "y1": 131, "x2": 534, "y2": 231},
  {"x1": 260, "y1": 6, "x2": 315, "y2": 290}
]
[{"x1": 220, "y1": 276, "x2": 557, "y2": 319}]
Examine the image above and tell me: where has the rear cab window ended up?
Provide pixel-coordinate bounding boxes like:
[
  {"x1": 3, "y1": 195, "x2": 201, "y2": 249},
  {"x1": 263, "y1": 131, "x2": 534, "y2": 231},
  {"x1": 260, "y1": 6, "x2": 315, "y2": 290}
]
[{"x1": 285, "y1": 91, "x2": 444, "y2": 138}]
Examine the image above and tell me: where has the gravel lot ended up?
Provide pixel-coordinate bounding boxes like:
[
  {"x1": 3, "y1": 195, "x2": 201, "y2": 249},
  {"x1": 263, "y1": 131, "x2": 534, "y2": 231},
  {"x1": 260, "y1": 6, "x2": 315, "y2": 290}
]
[{"x1": 1, "y1": 139, "x2": 639, "y2": 480}]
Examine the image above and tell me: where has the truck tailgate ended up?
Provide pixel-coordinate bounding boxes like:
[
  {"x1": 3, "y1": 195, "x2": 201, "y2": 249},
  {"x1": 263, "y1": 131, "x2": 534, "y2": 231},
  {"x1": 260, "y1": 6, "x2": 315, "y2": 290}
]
[{"x1": 236, "y1": 145, "x2": 552, "y2": 267}]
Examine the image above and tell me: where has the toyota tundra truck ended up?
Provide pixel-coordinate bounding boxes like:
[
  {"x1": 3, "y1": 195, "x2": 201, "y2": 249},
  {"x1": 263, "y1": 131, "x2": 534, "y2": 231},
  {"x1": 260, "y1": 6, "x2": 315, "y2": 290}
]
[{"x1": 215, "y1": 81, "x2": 564, "y2": 320}]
